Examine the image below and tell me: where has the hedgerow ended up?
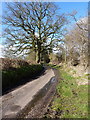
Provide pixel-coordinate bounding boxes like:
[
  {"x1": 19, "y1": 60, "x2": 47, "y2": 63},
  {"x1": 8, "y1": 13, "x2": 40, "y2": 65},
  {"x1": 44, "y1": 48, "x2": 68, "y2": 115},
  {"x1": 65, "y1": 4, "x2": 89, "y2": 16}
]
[{"x1": 1, "y1": 58, "x2": 44, "y2": 93}]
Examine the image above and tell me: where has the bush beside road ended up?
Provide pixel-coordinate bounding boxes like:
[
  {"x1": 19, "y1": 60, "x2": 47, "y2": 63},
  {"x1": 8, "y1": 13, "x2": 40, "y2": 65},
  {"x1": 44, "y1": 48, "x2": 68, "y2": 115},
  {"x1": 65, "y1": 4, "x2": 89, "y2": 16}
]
[{"x1": 1, "y1": 58, "x2": 44, "y2": 94}]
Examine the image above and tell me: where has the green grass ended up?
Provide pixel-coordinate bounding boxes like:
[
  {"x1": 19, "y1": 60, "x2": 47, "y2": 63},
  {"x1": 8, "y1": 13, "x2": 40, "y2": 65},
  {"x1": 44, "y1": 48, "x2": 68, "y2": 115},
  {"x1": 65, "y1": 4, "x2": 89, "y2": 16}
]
[
  {"x1": 49, "y1": 65, "x2": 88, "y2": 118},
  {"x1": 48, "y1": 64, "x2": 61, "y2": 69},
  {"x1": 2, "y1": 64, "x2": 44, "y2": 93}
]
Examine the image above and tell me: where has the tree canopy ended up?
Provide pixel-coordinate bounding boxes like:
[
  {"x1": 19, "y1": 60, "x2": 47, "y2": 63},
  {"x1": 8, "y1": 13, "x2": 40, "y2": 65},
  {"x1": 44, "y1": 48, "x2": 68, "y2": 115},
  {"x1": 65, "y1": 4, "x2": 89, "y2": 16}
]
[{"x1": 3, "y1": 2, "x2": 67, "y2": 63}]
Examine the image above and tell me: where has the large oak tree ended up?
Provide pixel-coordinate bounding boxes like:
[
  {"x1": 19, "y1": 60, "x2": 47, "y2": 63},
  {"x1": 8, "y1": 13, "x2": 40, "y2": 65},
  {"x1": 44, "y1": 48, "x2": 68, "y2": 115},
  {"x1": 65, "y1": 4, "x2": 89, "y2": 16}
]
[{"x1": 3, "y1": 2, "x2": 66, "y2": 63}]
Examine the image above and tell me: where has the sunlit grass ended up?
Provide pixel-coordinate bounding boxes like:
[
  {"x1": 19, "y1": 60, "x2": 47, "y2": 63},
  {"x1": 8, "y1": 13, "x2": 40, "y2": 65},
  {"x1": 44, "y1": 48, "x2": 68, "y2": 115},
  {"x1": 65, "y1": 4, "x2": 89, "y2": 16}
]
[{"x1": 50, "y1": 65, "x2": 88, "y2": 118}]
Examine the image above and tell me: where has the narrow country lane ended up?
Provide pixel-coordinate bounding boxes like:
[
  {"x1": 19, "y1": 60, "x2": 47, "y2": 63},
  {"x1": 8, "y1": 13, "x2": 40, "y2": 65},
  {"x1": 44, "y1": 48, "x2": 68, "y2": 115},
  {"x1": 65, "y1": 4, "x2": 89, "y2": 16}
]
[{"x1": 0, "y1": 69, "x2": 55, "y2": 118}]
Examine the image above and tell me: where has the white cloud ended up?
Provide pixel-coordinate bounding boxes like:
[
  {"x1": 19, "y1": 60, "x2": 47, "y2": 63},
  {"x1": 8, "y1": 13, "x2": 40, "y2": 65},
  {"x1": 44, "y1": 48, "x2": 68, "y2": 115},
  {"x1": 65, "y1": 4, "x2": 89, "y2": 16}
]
[
  {"x1": 0, "y1": 44, "x2": 4, "y2": 58},
  {"x1": 35, "y1": 32, "x2": 39, "y2": 37},
  {"x1": 77, "y1": 17, "x2": 88, "y2": 24}
]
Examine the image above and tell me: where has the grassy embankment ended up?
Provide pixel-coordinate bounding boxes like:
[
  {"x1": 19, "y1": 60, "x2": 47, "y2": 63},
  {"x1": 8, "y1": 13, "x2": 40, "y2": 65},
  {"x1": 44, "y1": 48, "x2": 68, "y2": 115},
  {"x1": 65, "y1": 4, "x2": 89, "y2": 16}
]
[
  {"x1": 45, "y1": 64, "x2": 88, "y2": 118},
  {"x1": 2, "y1": 64, "x2": 44, "y2": 93}
]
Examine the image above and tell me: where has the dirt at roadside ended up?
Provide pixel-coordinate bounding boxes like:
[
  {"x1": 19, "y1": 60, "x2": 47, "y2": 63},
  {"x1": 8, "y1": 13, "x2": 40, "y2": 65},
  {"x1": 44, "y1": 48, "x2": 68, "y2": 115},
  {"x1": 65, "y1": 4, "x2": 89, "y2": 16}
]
[{"x1": 25, "y1": 81, "x2": 56, "y2": 118}]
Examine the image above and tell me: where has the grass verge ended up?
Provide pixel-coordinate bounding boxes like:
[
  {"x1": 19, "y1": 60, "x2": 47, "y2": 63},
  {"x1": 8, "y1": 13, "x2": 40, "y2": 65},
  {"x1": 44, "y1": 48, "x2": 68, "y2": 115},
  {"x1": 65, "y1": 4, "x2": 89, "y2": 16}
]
[{"x1": 45, "y1": 64, "x2": 88, "y2": 118}]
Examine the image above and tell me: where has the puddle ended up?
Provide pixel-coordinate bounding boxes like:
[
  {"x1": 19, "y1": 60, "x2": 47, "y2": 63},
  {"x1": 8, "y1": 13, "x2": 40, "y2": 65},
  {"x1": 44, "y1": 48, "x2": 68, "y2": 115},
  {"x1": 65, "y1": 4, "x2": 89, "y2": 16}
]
[
  {"x1": 16, "y1": 76, "x2": 57, "y2": 118},
  {"x1": 51, "y1": 77, "x2": 56, "y2": 83}
]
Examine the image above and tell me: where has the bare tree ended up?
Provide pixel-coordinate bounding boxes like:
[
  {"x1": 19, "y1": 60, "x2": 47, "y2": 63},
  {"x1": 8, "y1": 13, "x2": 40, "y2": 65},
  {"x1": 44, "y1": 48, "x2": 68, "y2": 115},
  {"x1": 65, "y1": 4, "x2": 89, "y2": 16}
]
[
  {"x1": 3, "y1": 2, "x2": 66, "y2": 63},
  {"x1": 69, "y1": 11, "x2": 88, "y2": 31},
  {"x1": 65, "y1": 14, "x2": 88, "y2": 68}
]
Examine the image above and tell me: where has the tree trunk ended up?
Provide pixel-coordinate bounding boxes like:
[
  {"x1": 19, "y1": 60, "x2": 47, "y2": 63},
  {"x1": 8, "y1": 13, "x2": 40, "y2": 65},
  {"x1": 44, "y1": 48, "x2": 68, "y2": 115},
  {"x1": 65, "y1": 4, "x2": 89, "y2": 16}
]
[
  {"x1": 37, "y1": 52, "x2": 41, "y2": 63},
  {"x1": 37, "y1": 41, "x2": 41, "y2": 63}
]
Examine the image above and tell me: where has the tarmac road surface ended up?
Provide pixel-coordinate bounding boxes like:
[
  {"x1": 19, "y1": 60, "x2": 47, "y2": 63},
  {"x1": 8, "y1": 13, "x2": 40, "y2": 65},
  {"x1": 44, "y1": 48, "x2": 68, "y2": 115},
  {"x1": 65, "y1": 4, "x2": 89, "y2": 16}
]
[{"x1": 0, "y1": 69, "x2": 55, "y2": 118}]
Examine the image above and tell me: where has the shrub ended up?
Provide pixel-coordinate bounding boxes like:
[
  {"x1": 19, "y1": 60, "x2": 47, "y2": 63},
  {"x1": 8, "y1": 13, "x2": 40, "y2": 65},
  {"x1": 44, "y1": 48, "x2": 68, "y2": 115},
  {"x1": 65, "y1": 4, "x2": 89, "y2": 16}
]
[{"x1": 0, "y1": 58, "x2": 30, "y2": 70}]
